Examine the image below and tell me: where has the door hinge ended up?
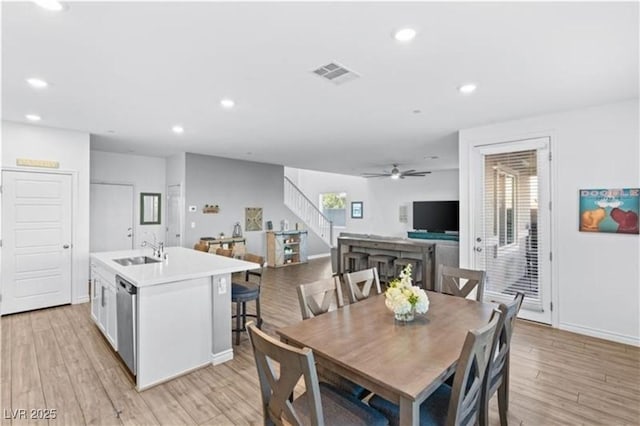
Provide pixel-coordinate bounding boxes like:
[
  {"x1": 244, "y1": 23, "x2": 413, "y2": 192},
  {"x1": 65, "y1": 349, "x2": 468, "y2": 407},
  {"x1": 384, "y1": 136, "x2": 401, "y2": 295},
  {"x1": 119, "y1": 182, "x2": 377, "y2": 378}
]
[
  {"x1": 549, "y1": 152, "x2": 552, "y2": 161},
  {"x1": 549, "y1": 252, "x2": 553, "y2": 261},
  {"x1": 0, "y1": 239, "x2": 2, "y2": 247},
  {"x1": 550, "y1": 301, "x2": 553, "y2": 311},
  {"x1": 549, "y1": 201, "x2": 552, "y2": 211},
  {"x1": 0, "y1": 184, "x2": 2, "y2": 194}
]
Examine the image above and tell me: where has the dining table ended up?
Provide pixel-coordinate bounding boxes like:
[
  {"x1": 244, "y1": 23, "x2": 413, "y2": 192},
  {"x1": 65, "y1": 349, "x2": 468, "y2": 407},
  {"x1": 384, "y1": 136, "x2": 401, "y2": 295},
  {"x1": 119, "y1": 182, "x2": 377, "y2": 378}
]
[{"x1": 277, "y1": 291, "x2": 496, "y2": 426}]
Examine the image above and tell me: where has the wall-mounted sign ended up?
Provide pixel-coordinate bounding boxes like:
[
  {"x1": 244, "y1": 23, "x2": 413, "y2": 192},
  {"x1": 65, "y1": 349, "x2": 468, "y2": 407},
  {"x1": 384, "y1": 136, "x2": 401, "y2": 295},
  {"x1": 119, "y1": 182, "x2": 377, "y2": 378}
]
[
  {"x1": 579, "y1": 188, "x2": 639, "y2": 234},
  {"x1": 16, "y1": 158, "x2": 60, "y2": 169}
]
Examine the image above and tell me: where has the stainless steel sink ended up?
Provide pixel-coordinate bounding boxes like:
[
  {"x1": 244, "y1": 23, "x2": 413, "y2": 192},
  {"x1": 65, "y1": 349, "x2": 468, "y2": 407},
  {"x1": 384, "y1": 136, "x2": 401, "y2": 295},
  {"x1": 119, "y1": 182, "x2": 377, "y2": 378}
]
[{"x1": 113, "y1": 256, "x2": 161, "y2": 266}]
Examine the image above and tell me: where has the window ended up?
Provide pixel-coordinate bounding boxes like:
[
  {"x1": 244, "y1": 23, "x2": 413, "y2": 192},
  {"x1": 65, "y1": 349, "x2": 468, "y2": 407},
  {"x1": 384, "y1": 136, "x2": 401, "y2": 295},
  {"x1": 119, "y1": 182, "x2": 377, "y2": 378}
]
[
  {"x1": 320, "y1": 192, "x2": 347, "y2": 227},
  {"x1": 495, "y1": 169, "x2": 517, "y2": 247}
]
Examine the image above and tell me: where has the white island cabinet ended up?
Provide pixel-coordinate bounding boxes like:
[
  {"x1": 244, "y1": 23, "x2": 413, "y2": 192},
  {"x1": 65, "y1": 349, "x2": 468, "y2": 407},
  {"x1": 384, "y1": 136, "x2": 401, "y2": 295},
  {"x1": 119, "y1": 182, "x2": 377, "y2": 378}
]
[{"x1": 90, "y1": 246, "x2": 258, "y2": 391}]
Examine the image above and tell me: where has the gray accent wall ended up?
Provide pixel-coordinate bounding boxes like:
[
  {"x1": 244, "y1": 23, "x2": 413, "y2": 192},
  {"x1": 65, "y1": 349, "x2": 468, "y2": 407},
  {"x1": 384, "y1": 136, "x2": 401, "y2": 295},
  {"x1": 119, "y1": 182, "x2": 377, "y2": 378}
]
[{"x1": 184, "y1": 153, "x2": 329, "y2": 257}]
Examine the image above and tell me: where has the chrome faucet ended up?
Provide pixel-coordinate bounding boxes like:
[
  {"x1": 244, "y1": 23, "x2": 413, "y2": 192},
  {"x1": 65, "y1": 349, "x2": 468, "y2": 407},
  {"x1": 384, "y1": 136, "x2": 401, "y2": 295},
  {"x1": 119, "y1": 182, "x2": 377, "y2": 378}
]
[{"x1": 141, "y1": 235, "x2": 165, "y2": 259}]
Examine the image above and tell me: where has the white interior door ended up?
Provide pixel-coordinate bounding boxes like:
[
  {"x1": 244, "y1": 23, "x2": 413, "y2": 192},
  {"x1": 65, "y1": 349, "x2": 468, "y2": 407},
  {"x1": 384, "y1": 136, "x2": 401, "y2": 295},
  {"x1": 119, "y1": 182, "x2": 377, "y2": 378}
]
[
  {"x1": 166, "y1": 184, "x2": 182, "y2": 247},
  {"x1": 1, "y1": 170, "x2": 72, "y2": 315},
  {"x1": 90, "y1": 183, "x2": 134, "y2": 252},
  {"x1": 472, "y1": 137, "x2": 552, "y2": 324}
]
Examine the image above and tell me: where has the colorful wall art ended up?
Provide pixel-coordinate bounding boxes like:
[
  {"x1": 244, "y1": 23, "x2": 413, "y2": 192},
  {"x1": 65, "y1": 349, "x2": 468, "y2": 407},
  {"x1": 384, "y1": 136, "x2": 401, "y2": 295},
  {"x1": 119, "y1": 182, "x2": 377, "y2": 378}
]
[{"x1": 579, "y1": 188, "x2": 639, "y2": 234}]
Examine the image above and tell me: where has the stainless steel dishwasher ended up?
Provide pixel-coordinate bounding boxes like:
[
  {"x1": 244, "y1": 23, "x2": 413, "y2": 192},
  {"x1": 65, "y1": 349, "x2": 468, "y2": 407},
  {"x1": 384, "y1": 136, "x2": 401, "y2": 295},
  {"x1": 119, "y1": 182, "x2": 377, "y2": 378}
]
[{"x1": 116, "y1": 275, "x2": 137, "y2": 375}]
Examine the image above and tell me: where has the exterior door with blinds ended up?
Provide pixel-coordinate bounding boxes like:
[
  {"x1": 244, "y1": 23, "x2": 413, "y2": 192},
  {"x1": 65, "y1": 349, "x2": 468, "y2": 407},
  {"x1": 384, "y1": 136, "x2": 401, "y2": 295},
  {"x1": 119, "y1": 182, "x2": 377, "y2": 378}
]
[{"x1": 472, "y1": 137, "x2": 552, "y2": 324}]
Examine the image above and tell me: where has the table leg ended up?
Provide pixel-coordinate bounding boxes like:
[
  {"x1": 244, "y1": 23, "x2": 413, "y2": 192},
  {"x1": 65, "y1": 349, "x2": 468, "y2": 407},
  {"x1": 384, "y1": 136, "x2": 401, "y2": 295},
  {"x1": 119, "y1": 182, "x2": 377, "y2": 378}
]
[{"x1": 399, "y1": 396, "x2": 419, "y2": 426}]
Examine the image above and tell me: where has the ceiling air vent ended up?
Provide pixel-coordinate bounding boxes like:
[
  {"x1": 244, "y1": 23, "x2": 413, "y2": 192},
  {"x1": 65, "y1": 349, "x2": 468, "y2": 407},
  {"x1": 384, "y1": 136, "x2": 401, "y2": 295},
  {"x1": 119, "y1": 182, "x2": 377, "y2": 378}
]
[{"x1": 312, "y1": 62, "x2": 360, "y2": 85}]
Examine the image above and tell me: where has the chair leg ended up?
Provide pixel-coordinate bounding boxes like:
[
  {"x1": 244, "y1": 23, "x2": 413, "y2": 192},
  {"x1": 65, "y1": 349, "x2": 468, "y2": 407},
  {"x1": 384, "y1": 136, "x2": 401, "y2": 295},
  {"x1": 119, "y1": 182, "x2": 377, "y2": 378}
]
[
  {"x1": 498, "y1": 381, "x2": 508, "y2": 426},
  {"x1": 241, "y1": 302, "x2": 247, "y2": 334},
  {"x1": 256, "y1": 297, "x2": 263, "y2": 328},
  {"x1": 235, "y1": 301, "x2": 241, "y2": 346}
]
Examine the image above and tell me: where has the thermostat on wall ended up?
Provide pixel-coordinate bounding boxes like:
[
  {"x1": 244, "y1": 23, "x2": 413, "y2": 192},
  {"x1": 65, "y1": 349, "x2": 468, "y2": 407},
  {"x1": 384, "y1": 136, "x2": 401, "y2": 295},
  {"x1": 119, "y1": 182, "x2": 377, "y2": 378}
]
[{"x1": 188, "y1": 205, "x2": 197, "y2": 212}]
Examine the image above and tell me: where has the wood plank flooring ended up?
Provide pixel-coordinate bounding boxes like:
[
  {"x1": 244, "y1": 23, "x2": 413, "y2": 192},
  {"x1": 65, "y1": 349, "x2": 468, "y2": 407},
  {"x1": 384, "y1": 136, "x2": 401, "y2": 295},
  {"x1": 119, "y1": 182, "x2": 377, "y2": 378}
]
[{"x1": 1, "y1": 257, "x2": 638, "y2": 425}]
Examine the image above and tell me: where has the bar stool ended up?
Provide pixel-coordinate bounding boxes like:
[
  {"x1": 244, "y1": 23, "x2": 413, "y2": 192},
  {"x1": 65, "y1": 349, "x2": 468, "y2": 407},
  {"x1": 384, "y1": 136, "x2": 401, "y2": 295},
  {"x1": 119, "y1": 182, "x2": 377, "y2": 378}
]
[
  {"x1": 343, "y1": 252, "x2": 369, "y2": 273},
  {"x1": 368, "y1": 254, "x2": 397, "y2": 285},
  {"x1": 393, "y1": 258, "x2": 423, "y2": 288}
]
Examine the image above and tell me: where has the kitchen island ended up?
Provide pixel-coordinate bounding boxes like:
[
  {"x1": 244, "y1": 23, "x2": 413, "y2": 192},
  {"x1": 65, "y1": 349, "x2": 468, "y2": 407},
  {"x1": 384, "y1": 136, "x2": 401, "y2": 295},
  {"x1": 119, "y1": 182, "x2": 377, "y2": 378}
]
[{"x1": 90, "y1": 246, "x2": 259, "y2": 390}]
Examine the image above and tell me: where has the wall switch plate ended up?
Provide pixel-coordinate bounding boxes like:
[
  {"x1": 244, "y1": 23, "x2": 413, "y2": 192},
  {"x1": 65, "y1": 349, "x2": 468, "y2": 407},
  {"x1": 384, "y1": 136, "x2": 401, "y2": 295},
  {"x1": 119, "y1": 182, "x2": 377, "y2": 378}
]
[
  {"x1": 218, "y1": 278, "x2": 227, "y2": 295},
  {"x1": 191, "y1": 222, "x2": 196, "y2": 228},
  {"x1": 188, "y1": 205, "x2": 197, "y2": 212}
]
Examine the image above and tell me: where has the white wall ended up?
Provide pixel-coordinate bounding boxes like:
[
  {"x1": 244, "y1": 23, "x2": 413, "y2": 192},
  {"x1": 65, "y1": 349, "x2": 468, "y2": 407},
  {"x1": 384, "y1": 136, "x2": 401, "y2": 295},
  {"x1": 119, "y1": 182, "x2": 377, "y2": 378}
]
[
  {"x1": 184, "y1": 153, "x2": 326, "y2": 257},
  {"x1": 286, "y1": 167, "x2": 459, "y2": 244},
  {"x1": 2, "y1": 121, "x2": 91, "y2": 304},
  {"x1": 90, "y1": 150, "x2": 166, "y2": 247},
  {"x1": 459, "y1": 99, "x2": 640, "y2": 345}
]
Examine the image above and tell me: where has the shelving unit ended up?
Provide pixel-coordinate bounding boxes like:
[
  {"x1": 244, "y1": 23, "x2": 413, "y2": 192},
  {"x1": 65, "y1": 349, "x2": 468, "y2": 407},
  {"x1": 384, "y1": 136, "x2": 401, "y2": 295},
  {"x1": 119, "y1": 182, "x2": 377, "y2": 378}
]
[{"x1": 266, "y1": 230, "x2": 308, "y2": 268}]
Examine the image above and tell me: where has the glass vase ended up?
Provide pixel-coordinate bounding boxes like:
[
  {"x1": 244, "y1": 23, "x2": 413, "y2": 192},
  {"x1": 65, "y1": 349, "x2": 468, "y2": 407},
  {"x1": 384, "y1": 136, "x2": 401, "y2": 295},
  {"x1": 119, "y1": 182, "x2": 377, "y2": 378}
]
[{"x1": 394, "y1": 307, "x2": 415, "y2": 322}]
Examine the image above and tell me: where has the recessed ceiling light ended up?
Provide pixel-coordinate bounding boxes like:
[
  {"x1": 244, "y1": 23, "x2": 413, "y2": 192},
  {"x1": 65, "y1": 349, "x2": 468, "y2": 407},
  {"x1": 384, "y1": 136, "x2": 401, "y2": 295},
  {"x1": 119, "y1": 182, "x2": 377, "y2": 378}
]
[
  {"x1": 25, "y1": 114, "x2": 41, "y2": 121},
  {"x1": 394, "y1": 28, "x2": 417, "y2": 42},
  {"x1": 172, "y1": 125, "x2": 184, "y2": 134},
  {"x1": 26, "y1": 78, "x2": 48, "y2": 89},
  {"x1": 33, "y1": 0, "x2": 65, "y2": 11},
  {"x1": 220, "y1": 98, "x2": 235, "y2": 109},
  {"x1": 458, "y1": 83, "x2": 477, "y2": 94},
  {"x1": 412, "y1": 109, "x2": 422, "y2": 114}
]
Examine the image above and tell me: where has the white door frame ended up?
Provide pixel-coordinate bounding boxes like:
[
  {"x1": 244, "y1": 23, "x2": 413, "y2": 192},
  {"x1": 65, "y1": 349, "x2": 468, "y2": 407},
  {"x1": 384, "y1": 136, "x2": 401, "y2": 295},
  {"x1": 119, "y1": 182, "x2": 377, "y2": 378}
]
[
  {"x1": 1, "y1": 167, "x2": 82, "y2": 305},
  {"x1": 460, "y1": 133, "x2": 559, "y2": 327}
]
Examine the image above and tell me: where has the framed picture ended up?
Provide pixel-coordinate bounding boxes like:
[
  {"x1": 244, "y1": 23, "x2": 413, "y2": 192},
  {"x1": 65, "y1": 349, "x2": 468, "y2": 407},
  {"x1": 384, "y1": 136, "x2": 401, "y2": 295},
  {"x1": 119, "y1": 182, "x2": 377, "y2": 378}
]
[
  {"x1": 245, "y1": 207, "x2": 263, "y2": 231},
  {"x1": 351, "y1": 201, "x2": 363, "y2": 219},
  {"x1": 579, "y1": 188, "x2": 639, "y2": 234}
]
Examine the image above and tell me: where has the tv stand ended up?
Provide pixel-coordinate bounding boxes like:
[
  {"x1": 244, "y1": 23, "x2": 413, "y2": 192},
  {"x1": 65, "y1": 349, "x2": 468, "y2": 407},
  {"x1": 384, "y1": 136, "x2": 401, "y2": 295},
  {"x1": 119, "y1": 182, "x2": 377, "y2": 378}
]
[{"x1": 407, "y1": 231, "x2": 459, "y2": 242}]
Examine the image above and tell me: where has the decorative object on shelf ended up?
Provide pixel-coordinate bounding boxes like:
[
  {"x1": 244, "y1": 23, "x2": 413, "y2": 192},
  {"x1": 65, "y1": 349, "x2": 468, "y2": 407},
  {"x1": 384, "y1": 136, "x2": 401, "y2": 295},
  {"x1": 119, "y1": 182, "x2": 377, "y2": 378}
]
[
  {"x1": 579, "y1": 188, "x2": 639, "y2": 234},
  {"x1": 351, "y1": 201, "x2": 363, "y2": 219},
  {"x1": 203, "y1": 204, "x2": 220, "y2": 214},
  {"x1": 140, "y1": 193, "x2": 161, "y2": 225},
  {"x1": 245, "y1": 207, "x2": 263, "y2": 231},
  {"x1": 384, "y1": 264, "x2": 429, "y2": 322},
  {"x1": 280, "y1": 219, "x2": 289, "y2": 231},
  {"x1": 232, "y1": 222, "x2": 243, "y2": 238},
  {"x1": 266, "y1": 220, "x2": 273, "y2": 230}
]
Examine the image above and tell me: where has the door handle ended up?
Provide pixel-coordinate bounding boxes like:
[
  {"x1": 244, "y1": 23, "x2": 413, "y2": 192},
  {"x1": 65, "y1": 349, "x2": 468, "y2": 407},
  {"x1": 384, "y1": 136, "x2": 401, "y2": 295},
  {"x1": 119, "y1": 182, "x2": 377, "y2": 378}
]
[
  {"x1": 474, "y1": 246, "x2": 483, "y2": 252},
  {"x1": 63, "y1": 244, "x2": 70, "y2": 249}
]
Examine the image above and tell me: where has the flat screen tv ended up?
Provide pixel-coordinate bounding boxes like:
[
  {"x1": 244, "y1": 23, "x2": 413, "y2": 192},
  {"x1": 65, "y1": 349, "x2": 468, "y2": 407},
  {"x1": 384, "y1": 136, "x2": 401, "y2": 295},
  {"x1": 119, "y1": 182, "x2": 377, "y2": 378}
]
[{"x1": 413, "y1": 201, "x2": 459, "y2": 233}]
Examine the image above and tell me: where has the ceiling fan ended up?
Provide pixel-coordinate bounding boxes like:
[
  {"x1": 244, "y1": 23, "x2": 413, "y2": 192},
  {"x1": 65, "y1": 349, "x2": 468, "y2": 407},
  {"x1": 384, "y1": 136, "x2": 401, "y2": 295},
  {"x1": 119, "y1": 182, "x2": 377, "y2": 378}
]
[{"x1": 361, "y1": 164, "x2": 431, "y2": 179}]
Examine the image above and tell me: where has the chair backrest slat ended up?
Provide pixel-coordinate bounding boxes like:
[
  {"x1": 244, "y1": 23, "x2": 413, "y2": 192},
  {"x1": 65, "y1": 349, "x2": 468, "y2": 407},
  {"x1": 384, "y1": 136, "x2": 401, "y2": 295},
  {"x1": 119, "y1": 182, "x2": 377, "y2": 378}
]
[
  {"x1": 297, "y1": 277, "x2": 344, "y2": 320},
  {"x1": 488, "y1": 292, "x2": 525, "y2": 389},
  {"x1": 438, "y1": 265, "x2": 486, "y2": 302},
  {"x1": 247, "y1": 322, "x2": 324, "y2": 426},
  {"x1": 242, "y1": 253, "x2": 265, "y2": 284},
  {"x1": 216, "y1": 248, "x2": 233, "y2": 258},
  {"x1": 344, "y1": 268, "x2": 382, "y2": 303},
  {"x1": 447, "y1": 309, "x2": 503, "y2": 426}
]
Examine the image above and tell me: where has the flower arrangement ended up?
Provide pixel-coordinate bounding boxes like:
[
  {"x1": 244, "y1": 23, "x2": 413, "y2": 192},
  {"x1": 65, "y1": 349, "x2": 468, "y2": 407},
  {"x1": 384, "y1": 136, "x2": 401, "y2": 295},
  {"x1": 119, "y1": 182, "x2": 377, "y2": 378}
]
[{"x1": 384, "y1": 264, "x2": 430, "y2": 321}]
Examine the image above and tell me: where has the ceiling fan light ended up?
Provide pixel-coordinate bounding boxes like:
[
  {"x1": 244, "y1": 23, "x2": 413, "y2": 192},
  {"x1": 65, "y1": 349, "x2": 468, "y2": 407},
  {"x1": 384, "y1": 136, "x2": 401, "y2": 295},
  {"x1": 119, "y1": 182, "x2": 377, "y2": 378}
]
[{"x1": 391, "y1": 173, "x2": 400, "y2": 180}]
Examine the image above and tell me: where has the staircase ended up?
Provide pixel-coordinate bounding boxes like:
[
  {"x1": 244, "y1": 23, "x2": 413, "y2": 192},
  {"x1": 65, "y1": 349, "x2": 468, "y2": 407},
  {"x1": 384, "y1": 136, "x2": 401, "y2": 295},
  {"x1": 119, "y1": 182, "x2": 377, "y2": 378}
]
[{"x1": 284, "y1": 176, "x2": 334, "y2": 247}]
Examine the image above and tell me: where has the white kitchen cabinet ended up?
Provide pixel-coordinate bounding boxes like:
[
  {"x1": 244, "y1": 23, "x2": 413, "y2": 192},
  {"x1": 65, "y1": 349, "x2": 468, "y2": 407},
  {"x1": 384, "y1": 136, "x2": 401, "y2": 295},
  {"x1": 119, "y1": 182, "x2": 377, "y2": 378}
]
[{"x1": 90, "y1": 262, "x2": 118, "y2": 350}]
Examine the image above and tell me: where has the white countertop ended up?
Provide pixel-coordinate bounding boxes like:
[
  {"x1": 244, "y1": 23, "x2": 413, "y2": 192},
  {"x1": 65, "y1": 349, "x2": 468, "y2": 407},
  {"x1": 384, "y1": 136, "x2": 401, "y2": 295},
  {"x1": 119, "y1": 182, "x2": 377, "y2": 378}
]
[{"x1": 90, "y1": 246, "x2": 259, "y2": 287}]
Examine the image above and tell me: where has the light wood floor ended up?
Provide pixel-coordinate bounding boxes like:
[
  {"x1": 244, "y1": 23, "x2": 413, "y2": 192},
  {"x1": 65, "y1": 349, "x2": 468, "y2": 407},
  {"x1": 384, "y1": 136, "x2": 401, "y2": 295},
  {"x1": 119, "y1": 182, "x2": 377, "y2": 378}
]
[{"x1": 1, "y1": 257, "x2": 639, "y2": 425}]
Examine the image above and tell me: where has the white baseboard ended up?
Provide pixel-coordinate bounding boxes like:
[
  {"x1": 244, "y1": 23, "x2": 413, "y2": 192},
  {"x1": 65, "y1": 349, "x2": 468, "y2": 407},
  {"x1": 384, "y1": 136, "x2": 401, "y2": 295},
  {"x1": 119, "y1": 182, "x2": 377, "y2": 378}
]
[
  {"x1": 308, "y1": 253, "x2": 331, "y2": 260},
  {"x1": 211, "y1": 349, "x2": 234, "y2": 365},
  {"x1": 73, "y1": 295, "x2": 90, "y2": 304},
  {"x1": 559, "y1": 322, "x2": 639, "y2": 347}
]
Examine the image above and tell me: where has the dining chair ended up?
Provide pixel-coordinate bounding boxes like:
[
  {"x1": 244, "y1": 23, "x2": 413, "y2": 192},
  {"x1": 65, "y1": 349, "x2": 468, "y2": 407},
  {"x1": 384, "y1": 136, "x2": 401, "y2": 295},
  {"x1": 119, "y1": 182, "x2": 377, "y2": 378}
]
[
  {"x1": 296, "y1": 277, "x2": 344, "y2": 320},
  {"x1": 296, "y1": 276, "x2": 369, "y2": 400},
  {"x1": 437, "y1": 265, "x2": 486, "y2": 302},
  {"x1": 344, "y1": 267, "x2": 382, "y2": 304},
  {"x1": 480, "y1": 292, "x2": 525, "y2": 426},
  {"x1": 369, "y1": 309, "x2": 503, "y2": 426},
  {"x1": 246, "y1": 322, "x2": 389, "y2": 426},
  {"x1": 231, "y1": 253, "x2": 264, "y2": 345},
  {"x1": 216, "y1": 248, "x2": 233, "y2": 257}
]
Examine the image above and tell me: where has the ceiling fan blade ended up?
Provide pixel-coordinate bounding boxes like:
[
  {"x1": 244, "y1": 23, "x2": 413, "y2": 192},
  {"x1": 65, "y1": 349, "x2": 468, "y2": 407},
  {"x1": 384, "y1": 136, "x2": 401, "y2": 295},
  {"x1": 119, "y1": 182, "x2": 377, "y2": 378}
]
[
  {"x1": 401, "y1": 169, "x2": 417, "y2": 174},
  {"x1": 361, "y1": 173, "x2": 391, "y2": 178},
  {"x1": 404, "y1": 171, "x2": 432, "y2": 176}
]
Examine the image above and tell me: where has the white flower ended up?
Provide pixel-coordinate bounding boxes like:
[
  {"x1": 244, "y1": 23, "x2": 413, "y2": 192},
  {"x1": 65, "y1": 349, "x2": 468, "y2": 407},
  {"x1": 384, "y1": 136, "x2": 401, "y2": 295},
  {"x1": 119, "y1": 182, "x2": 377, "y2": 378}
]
[{"x1": 384, "y1": 264, "x2": 429, "y2": 316}]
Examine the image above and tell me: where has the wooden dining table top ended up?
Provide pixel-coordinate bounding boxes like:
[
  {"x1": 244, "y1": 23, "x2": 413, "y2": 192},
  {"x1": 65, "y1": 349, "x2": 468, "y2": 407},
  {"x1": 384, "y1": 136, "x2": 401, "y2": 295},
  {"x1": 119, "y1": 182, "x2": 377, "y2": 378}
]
[{"x1": 277, "y1": 291, "x2": 496, "y2": 403}]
